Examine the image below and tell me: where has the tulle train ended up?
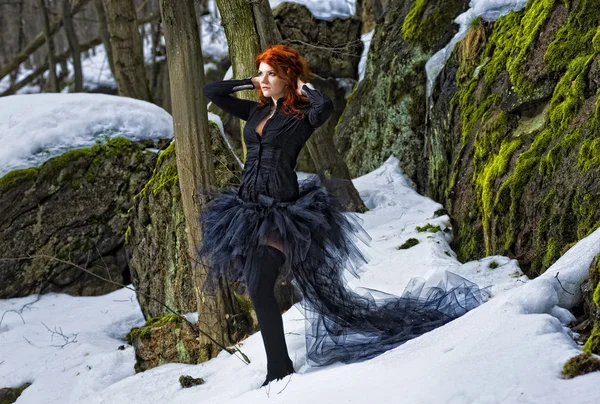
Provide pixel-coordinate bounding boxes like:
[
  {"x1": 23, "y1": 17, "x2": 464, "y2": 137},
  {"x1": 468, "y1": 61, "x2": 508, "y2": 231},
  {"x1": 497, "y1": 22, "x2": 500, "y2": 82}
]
[{"x1": 198, "y1": 176, "x2": 489, "y2": 366}]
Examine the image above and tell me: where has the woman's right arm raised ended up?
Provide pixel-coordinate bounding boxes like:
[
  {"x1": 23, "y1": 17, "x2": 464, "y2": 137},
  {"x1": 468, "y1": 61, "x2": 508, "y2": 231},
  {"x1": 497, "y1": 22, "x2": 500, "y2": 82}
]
[{"x1": 202, "y1": 78, "x2": 258, "y2": 121}]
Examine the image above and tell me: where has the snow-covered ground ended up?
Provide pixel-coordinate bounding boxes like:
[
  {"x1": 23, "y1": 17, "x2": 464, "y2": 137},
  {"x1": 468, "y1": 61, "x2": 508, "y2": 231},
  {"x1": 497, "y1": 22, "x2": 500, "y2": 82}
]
[
  {"x1": 0, "y1": 94, "x2": 173, "y2": 176},
  {"x1": 2, "y1": 156, "x2": 599, "y2": 404}
]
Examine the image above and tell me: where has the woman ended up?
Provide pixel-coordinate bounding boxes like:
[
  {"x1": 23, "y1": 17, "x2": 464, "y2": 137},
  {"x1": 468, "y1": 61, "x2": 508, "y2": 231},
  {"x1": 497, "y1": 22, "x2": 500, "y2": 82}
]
[{"x1": 200, "y1": 45, "x2": 486, "y2": 387}]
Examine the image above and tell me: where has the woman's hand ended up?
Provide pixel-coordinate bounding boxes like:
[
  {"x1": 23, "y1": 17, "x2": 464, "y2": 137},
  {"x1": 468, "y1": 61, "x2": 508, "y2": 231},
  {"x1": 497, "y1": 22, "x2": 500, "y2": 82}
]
[
  {"x1": 251, "y1": 76, "x2": 260, "y2": 89},
  {"x1": 296, "y1": 78, "x2": 305, "y2": 96}
]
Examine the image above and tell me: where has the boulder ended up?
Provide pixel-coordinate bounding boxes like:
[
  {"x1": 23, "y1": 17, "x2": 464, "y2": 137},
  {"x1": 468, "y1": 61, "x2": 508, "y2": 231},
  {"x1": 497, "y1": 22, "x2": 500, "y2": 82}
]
[
  {"x1": 334, "y1": 0, "x2": 470, "y2": 190},
  {"x1": 0, "y1": 138, "x2": 162, "y2": 298},
  {"x1": 427, "y1": 0, "x2": 600, "y2": 275},
  {"x1": 126, "y1": 122, "x2": 242, "y2": 319},
  {"x1": 274, "y1": 3, "x2": 363, "y2": 79}
]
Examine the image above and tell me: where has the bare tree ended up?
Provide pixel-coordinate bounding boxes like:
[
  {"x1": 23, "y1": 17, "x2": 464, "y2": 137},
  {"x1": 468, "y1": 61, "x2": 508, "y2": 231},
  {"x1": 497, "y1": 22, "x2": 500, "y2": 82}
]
[
  {"x1": 0, "y1": 0, "x2": 91, "y2": 83},
  {"x1": 38, "y1": 0, "x2": 58, "y2": 92},
  {"x1": 103, "y1": 0, "x2": 152, "y2": 101},
  {"x1": 251, "y1": 0, "x2": 281, "y2": 50},
  {"x1": 92, "y1": 0, "x2": 115, "y2": 76},
  {"x1": 159, "y1": 0, "x2": 229, "y2": 355},
  {"x1": 62, "y1": 0, "x2": 83, "y2": 91}
]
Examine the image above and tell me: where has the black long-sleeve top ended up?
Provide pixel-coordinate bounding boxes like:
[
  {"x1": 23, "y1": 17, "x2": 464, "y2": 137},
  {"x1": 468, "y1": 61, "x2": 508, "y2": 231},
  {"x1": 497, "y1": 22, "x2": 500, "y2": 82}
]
[{"x1": 203, "y1": 78, "x2": 334, "y2": 203}]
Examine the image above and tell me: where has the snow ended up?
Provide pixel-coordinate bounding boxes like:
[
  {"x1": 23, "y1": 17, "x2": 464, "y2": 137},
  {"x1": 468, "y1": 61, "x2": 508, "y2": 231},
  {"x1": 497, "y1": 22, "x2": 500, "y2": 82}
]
[
  {"x1": 2, "y1": 155, "x2": 599, "y2": 404},
  {"x1": 425, "y1": 0, "x2": 528, "y2": 105},
  {"x1": 359, "y1": 30, "x2": 374, "y2": 81},
  {"x1": 0, "y1": 93, "x2": 173, "y2": 176}
]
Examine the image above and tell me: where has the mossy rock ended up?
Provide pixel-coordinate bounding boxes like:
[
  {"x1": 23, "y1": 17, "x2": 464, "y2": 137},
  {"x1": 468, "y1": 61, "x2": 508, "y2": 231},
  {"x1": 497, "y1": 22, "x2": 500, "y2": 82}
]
[
  {"x1": 562, "y1": 352, "x2": 600, "y2": 379},
  {"x1": 334, "y1": 0, "x2": 470, "y2": 192},
  {"x1": 428, "y1": 0, "x2": 600, "y2": 276},
  {"x1": 0, "y1": 138, "x2": 161, "y2": 298},
  {"x1": 398, "y1": 238, "x2": 420, "y2": 249},
  {"x1": 0, "y1": 383, "x2": 31, "y2": 404},
  {"x1": 127, "y1": 314, "x2": 207, "y2": 373}
]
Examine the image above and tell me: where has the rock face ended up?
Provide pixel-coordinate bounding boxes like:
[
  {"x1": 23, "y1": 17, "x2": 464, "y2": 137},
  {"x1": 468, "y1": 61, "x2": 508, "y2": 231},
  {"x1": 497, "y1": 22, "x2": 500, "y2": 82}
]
[
  {"x1": 126, "y1": 315, "x2": 205, "y2": 372},
  {"x1": 427, "y1": 0, "x2": 600, "y2": 275},
  {"x1": 0, "y1": 138, "x2": 161, "y2": 298},
  {"x1": 127, "y1": 123, "x2": 242, "y2": 319},
  {"x1": 0, "y1": 383, "x2": 31, "y2": 404},
  {"x1": 274, "y1": 3, "x2": 363, "y2": 79},
  {"x1": 334, "y1": 0, "x2": 470, "y2": 190},
  {"x1": 581, "y1": 254, "x2": 600, "y2": 355}
]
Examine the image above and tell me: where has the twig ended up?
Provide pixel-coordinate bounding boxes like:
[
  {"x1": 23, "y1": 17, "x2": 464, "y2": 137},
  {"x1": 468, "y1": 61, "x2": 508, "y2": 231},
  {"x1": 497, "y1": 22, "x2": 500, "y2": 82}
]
[
  {"x1": 23, "y1": 336, "x2": 32, "y2": 345},
  {"x1": 554, "y1": 272, "x2": 574, "y2": 295},
  {"x1": 41, "y1": 322, "x2": 78, "y2": 348},
  {"x1": 0, "y1": 310, "x2": 25, "y2": 328},
  {"x1": 277, "y1": 372, "x2": 293, "y2": 394}
]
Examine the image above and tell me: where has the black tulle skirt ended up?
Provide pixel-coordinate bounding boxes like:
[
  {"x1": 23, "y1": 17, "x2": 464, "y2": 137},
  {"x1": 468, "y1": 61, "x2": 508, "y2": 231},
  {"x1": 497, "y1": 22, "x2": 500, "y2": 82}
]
[{"x1": 198, "y1": 175, "x2": 489, "y2": 366}]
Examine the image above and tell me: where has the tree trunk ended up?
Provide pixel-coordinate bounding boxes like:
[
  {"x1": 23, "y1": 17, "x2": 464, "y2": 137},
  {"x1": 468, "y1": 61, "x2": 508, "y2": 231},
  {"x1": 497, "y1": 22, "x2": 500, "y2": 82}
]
[
  {"x1": 159, "y1": 0, "x2": 230, "y2": 354},
  {"x1": 215, "y1": 0, "x2": 261, "y2": 161},
  {"x1": 103, "y1": 0, "x2": 153, "y2": 102},
  {"x1": 38, "y1": 0, "x2": 58, "y2": 92},
  {"x1": 251, "y1": 0, "x2": 282, "y2": 49},
  {"x1": 62, "y1": 0, "x2": 83, "y2": 91},
  {"x1": 92, "y1": 0, "x2": 115, "y2": 77},
  {"x1": 0, "y1": 0, "x2": 91, "y2": 83}
]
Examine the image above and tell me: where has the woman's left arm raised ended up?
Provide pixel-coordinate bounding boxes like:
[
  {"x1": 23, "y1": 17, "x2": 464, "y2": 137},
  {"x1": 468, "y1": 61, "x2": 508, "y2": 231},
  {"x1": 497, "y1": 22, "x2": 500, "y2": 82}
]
[{"x1": 297, "y1": 78, "x2": 334, "y2": 129}]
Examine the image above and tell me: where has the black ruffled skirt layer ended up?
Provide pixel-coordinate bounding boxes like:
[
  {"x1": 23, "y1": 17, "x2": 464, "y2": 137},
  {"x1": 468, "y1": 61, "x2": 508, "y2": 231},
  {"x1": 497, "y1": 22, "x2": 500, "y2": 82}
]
[{"x1": 198, "y1": 176, "x2": 489, "y2": 366}]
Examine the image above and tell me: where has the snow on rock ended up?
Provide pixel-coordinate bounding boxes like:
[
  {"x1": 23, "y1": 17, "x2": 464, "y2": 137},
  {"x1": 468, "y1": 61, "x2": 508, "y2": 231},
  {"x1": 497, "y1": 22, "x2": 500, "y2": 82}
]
[
  {"x1": 425, "y1": 0, "x2": 528, "y2": 104},
  {"x1": 0, "y1": 93, "x2": 173, "y2": 177}
]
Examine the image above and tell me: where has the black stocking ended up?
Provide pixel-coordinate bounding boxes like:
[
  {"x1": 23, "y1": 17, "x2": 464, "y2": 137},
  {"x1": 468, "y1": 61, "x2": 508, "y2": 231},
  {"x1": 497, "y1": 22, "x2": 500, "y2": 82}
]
[{"x1": 248, "y1": 245, "x2": 295, "y2": 386}]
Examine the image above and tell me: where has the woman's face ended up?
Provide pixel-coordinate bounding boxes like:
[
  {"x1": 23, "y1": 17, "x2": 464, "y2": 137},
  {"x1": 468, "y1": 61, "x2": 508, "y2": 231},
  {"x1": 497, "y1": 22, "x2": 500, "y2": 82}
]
[{"x1": 257, "y1": 62, "x2": 287, "y2": 100}]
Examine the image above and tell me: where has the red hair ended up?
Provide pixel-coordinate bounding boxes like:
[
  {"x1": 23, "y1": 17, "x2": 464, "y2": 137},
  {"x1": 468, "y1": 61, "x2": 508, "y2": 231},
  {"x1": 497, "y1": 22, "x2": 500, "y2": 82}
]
[{"x1": 255, "y1": 45, "x2": 314, "y2": 117}]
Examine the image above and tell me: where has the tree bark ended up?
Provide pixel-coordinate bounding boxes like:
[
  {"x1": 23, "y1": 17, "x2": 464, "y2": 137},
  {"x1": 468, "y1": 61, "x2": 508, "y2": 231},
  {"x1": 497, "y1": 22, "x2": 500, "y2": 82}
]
[
  {"x1": 0, "y1": 0, "x2": 91, "y2": 83},
  {"x1": 62, "y1": 0, "x2": 83, "y2": 91},
  {"x1": 103, "y1": 0, "x2": 152, "y2": 102},
  {"x1": 159, "y1": 0, "x2": 230, "y2": 354},
  {"x1": 215, "y1": 0, "x2": 261, "y2": 161},
  {"x1": 92, "y1": 0, "x2": 115, "y2": 77},
  {"x1": 38, "y1": 0, "x2": 58, "y2": 92},
  {"x1": 251, "y1": 0, "x2": 282, "y2": 49}
]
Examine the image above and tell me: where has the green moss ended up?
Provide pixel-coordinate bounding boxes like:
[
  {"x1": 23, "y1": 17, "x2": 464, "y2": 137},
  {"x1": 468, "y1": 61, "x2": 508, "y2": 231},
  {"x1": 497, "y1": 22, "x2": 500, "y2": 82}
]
[
  {"x1": 124, "y1": 225, "x2": 132, "y2": 245},
  {"x1": 416, "y1": 223, "x2": 441, "y2": 233},
  {"x1": 578, "y1": 136, "x2": 600, "y2": 172},
  {"x1": 544, "y1": 0, "x2": 600, "y2": 72},
  {"x1": 136, "y1": 142, "x2": 178, "y2": 199},
  {"x1": 548, "y1": 54, "x2": 595, "y2": 132},
  {"x1": 583, "y1": 324, "x2": 600, "y2": 354},
  {"x1": 402, "y1": 0, "x2": 428, "y2": 43},
  {"x1": 126, "y1": 314, "x2": 182, "y2": 342},
  {"x1": 233, "y1": 291, "x2": 253, "y2": 314},
  {"x1": 542, "y1": 238, "x2": 559, "y2": 268},
  {"x1": 539, "y1": 128, "x2": 581, "y2": 176},
  {"x1": 472, "y1": 110, "x2": 521, "y2": 253},
  {"x1": 488, "y1": 261, "x2": 499, "y2": 269},
  {"x1": 593, "y1": 26, "x2": 600, "y2": 52},
  {"x1": 506, "y1": 0, "x2": 559, "y2": 95},
  {"x1": 398, "y1": 238, "x2": 419, "y2": 249},
  {"x1": 402, "y1": 0, "x2": 466, "y2": 49},
  {"x1": 562, "y1": 352, "x2": 600, "y2": 378},
  {"x1": 0, "y1": 167, "x2": 39, "y2": 189}
]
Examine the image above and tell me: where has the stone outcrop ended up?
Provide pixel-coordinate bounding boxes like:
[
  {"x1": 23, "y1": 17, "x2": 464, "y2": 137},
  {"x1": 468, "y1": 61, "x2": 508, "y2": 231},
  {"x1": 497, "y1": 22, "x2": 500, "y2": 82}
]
[
  {"x1": 334, "y1": 0, "x2": 470, "y2": 190},
  {"x1": 0, "y1": 383, "x2": 31, "y2": 404},
  {"x1": 427, "y1": 0, "x2": 600, "y2": 275},
  {"x1": 274, "y1": 3, "x2": 363, "y2": 79},
  {"x1": 126, "y1": 314, "x2": 205, "y2": 372},
  {"x1": 0, "y1": 138, "x2": 162, "y2": 298},
  {"x1": 126, "y1": 123, "x2": 242, "y2": 319}
]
